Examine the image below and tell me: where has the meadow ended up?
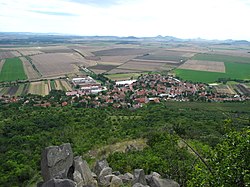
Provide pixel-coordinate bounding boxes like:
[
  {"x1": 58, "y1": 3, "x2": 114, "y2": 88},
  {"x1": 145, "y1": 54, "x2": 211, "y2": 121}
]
[{"x1": 0, "y1": 58, "x2": 27, "y2": 82}]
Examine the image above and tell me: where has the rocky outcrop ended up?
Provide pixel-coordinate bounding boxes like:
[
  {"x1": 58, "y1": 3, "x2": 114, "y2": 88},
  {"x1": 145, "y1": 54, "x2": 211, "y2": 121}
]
[
  {"x1": 38, "y1": 143, "x2": 179, "y2": 187},
  {"x1": 41, "y1": 143, "x2": 74, "y2": 182},
  {"x1": 41, "y1": 178, "x2": 76, "y2": 187}
]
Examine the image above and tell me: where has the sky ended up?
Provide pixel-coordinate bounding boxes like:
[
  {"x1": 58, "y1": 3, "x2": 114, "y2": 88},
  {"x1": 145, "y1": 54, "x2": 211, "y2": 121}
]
[{"x1": 0, "y1": 0, "x2": 250, "y2": 40}]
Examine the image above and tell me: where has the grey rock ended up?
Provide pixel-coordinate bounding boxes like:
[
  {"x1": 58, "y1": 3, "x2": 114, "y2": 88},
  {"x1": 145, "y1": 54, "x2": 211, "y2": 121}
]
[
  {"x1": 41, "y1": 178, "x2": 76, "y2": 187},
  {"x1": 98, "y1": 167, "x2": 113, "y2": 186},
  {"x1": 112, "y1": 171, "x2": 121, "y2": 176},
  {"x1": 73, "y1": 170, "x2": 84, "y2": 187},
  {"x1": 94, "y1": 159, "x2": 109, "y2": 176},
  {"x1": 74, "y1": 156, "x2": 96, "y2": 186},
  {"x1": 133, "y1": 169, "x2": 147, "y2": 185},
  {"x1": 151, "y1": 172, "x2": 161, "y2": 178},
  {"x1": 110, "y1": 176, "x2": 123, "y2": 187},
  {"x1": 118, "y1": 172, "x2": 134, "y2": 184},
  {"x1": 41, "y1": 143, "x2": 74, "y2": 182},
  {"x1": 92, "y1": 172, "x2": 97, "y2": 179},
  {"x1": 146, "y1": 172, "x2": 161, "y2": 184},
  {"x1": 104, "y1": 174, "x2": 116, "y2": 183},
  {"x1": 132, "y1": 183, "x2": 149, "y2": 187},
  {"x1": 150, "y1": 176, "x2": 180, "y2": 187}
]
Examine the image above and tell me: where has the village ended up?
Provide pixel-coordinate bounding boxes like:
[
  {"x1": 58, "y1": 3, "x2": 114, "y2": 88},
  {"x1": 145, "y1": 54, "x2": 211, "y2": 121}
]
[{"x1": 1, "y1": 73, "x2": 249, "y2": 108}]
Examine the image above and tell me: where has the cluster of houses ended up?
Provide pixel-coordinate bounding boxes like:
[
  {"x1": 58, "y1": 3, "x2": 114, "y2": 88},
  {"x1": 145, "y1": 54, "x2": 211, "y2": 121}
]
[
  {"x1": 1, "y1": 74, "x2": 249, "y2": 108},
  {"x1": 63, "y1": 74, "x2": 249, "y2": 108}
]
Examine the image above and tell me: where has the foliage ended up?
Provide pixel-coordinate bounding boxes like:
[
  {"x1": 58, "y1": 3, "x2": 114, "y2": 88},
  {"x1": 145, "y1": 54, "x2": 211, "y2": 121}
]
[
  {"x1": 0, "y1": 101, "x2": 249, "y2": 186},
  {"x1": 188, "y1": 128, "x2": 250, "y2": 187}
]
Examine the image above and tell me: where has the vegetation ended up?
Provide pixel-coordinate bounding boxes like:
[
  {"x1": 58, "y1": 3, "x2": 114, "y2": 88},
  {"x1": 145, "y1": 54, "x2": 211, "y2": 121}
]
[
  {"x1": 175, "y1": 62, "x2": 250, "y2": 83},
  {"x1": 0, "y1": 58, "x2": 27, "y2": 82},
  {"x1": 0, "y1": 99, "x2": 249, "y2": 186}
]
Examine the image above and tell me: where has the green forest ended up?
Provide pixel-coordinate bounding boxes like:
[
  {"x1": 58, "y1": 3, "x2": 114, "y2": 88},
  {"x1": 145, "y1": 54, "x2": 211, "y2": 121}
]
[{"x1": 0, "y1": 100, "x2": 249, "y2": 186}]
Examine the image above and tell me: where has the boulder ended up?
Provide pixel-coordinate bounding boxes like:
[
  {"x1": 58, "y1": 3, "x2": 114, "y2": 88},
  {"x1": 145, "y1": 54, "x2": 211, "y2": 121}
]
[
  {"x1": 132, "y1": 183, "x2": 149, "y2": 187},
  {"x1": 148, "y1": 176, "x2": 180, "y2": 187},
  {"x1": 110, "y1": 176, "x2": 123, "y2": 187},
  {"x1": 94, "y1": 159, "x2": 109, "y2": 176},
  {"x1": 41, "y1": 178, "x2": 76, "y2": 187},
  {"x1": 98, "y1": 167, "x2": 113, "y2": 186},
  {"x1": 41, "y1": 143, "x2": 74, "y2": 182},
  {"x1": 118, "y1": 172, "x2": 134, "y2": 184},
  {"x1": 73, "y1": 156, "x2": 96, "y2": 186},
  {"x1": 133, "y1": 169, "x2": 147, "y2": 185}
]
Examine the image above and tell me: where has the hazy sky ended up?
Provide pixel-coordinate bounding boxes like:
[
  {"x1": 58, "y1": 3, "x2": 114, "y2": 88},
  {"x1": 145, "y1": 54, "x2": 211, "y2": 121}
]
[{"x1": 1, "y1": 0, "x2": 250, "y2": 40}]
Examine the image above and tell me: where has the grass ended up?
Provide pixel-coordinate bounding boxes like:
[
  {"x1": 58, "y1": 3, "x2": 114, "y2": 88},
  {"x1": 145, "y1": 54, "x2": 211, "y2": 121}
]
[
  {"x1": 0, "y1": 58, "x2": 27, "y2": 82},
  {"x1": 192, "y1": 53, "x2": 250, "y2": 64},
  {"x1": 175, "y1": 62, "x2": 250, "y2": 83},
  {"x1": 105, "y1": 73, "x2": 146, "y2": 81}
]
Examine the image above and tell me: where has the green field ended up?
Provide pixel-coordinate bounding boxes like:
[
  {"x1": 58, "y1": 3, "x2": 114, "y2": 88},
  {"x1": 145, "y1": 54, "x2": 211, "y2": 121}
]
[
  {"x1": 0, "y1": 58, "x2": 27, "y2": 82},
  {"x1": 175, "y1": 62, "x2": 250, "y2": 83},
  {"x1": 175, "y1": 53, "x2": 250, "y2": 83},
  {"x1": 193, "y1": 53, "x2": 250, "y2": 64}
]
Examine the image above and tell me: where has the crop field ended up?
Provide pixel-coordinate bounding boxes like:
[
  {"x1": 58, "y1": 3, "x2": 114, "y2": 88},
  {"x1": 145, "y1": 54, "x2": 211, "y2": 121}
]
[
  {"x1": 98, "y1": 55, "x2": 137, "y2": 65},
  {"x1": 18, "y1": 50, "x2": 43, "y2": 56},
  {"x1": 60, "y1": 80, "x2": 72, "y2": 91},
  {"x1": 107, "y1": 68, "x2": 143, "y2": 74},
  {"x1": 28, "y1": 81, "x2": 49, "y2": 96},
  {"x1": 192, "y1": 53, "x2": 250, "y2": 64},
  {"x1": 214, "y1": 84, "x2": 236, "y2": 95},
  {"x1": 30, "y1": 53, "x2": 89, "y2": 77},
  {"x1": 20, "y1": 57, "x2": 41, "y2": 79},
  {"x1": 89, "y1": 64, "x2": 117, "y2": 71},
  {"x1": 0, "y1": 58, "x2": 27, "y2": 82},
  {"x1": 178, "y1": 60, "x2": 225, "y2": 73},
  {"x1": 117, "y1": 60, "x2": 176, "y2": 72},
  {"x1": 0, "y1": 51, "x2": 20, "y2": 59},
  {"x1": 0, "y1": 60, "x2": 5, "y2": 71},
  {"x1": 135, "y1": 50, "x2": 191, "y2": 62},
  {"x1": 92, "y1": 48, "x2": 151, "y2": 56},
  {"x1": 105, "y1": 73, "x2": 145, "y2": 81},
  {"x1": 175, "y1": 61, "x2": 250, "y2": 83},
  {"x1": 38, "y1": 46, "x2": 74, "y2": 53}
]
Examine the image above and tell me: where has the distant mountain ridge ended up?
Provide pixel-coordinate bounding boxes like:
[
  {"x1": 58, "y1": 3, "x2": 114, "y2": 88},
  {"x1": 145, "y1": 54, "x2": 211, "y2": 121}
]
[{"x1": 0, "y1": 32, "x2": 249, "y2": 45}]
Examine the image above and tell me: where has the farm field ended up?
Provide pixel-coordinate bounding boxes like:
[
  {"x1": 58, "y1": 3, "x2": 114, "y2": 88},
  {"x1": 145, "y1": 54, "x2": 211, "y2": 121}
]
[
  {"x1": 92, "y1": 48, "x2": 151, "y2": 56},
  {"x1": 117, "y1": 60, "x2": 176, "y2": 72},
  {"x1": 0, "y1": 51, "x2": 20, "y2": 60},
  {"x1": 175, "y1": 53, "x2": 250, "y2": 83},
  {"x1": 0, "y1": 59, "x2": 5, "y2": 71},
  {"x1": 107, "y1": 68, "x2": 143, "y2": 74},
  {"x1": 178, "y1": 60, "x2": 225, "y2": 73},
  {"x1": 0, "y1": 79, "x2": 72, "y2": 96},
  {"x1": 193, "y1": 53, "x2": 250, "y2": 64},
  {"x1": 214, "y1": 84, "x2": 236, "y2": 95},
  {"x1": 18, "y1": 49, "x2": 43, "y2": 56},
  {"x1": 28, "y1": 81, "x2": 49, "y2": 96},
  {"x1": 135, "y1": 50, "x2": 191, "y2": 62},
  {"x1": 20, "y1": 57, "x2": 41, "y2": 79},
  {"x1": 175, "y1": 62, "x2": 250, "y2": 83},
  {"x1": 0, "y1": 58, "x2": 27, "y2": 82},
  {"x1": 30, "y1": 53, "x2": 89, "y2": 77},
  {"x1": 105, "y1": 73, "x2": 146, "y2": 81}
]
